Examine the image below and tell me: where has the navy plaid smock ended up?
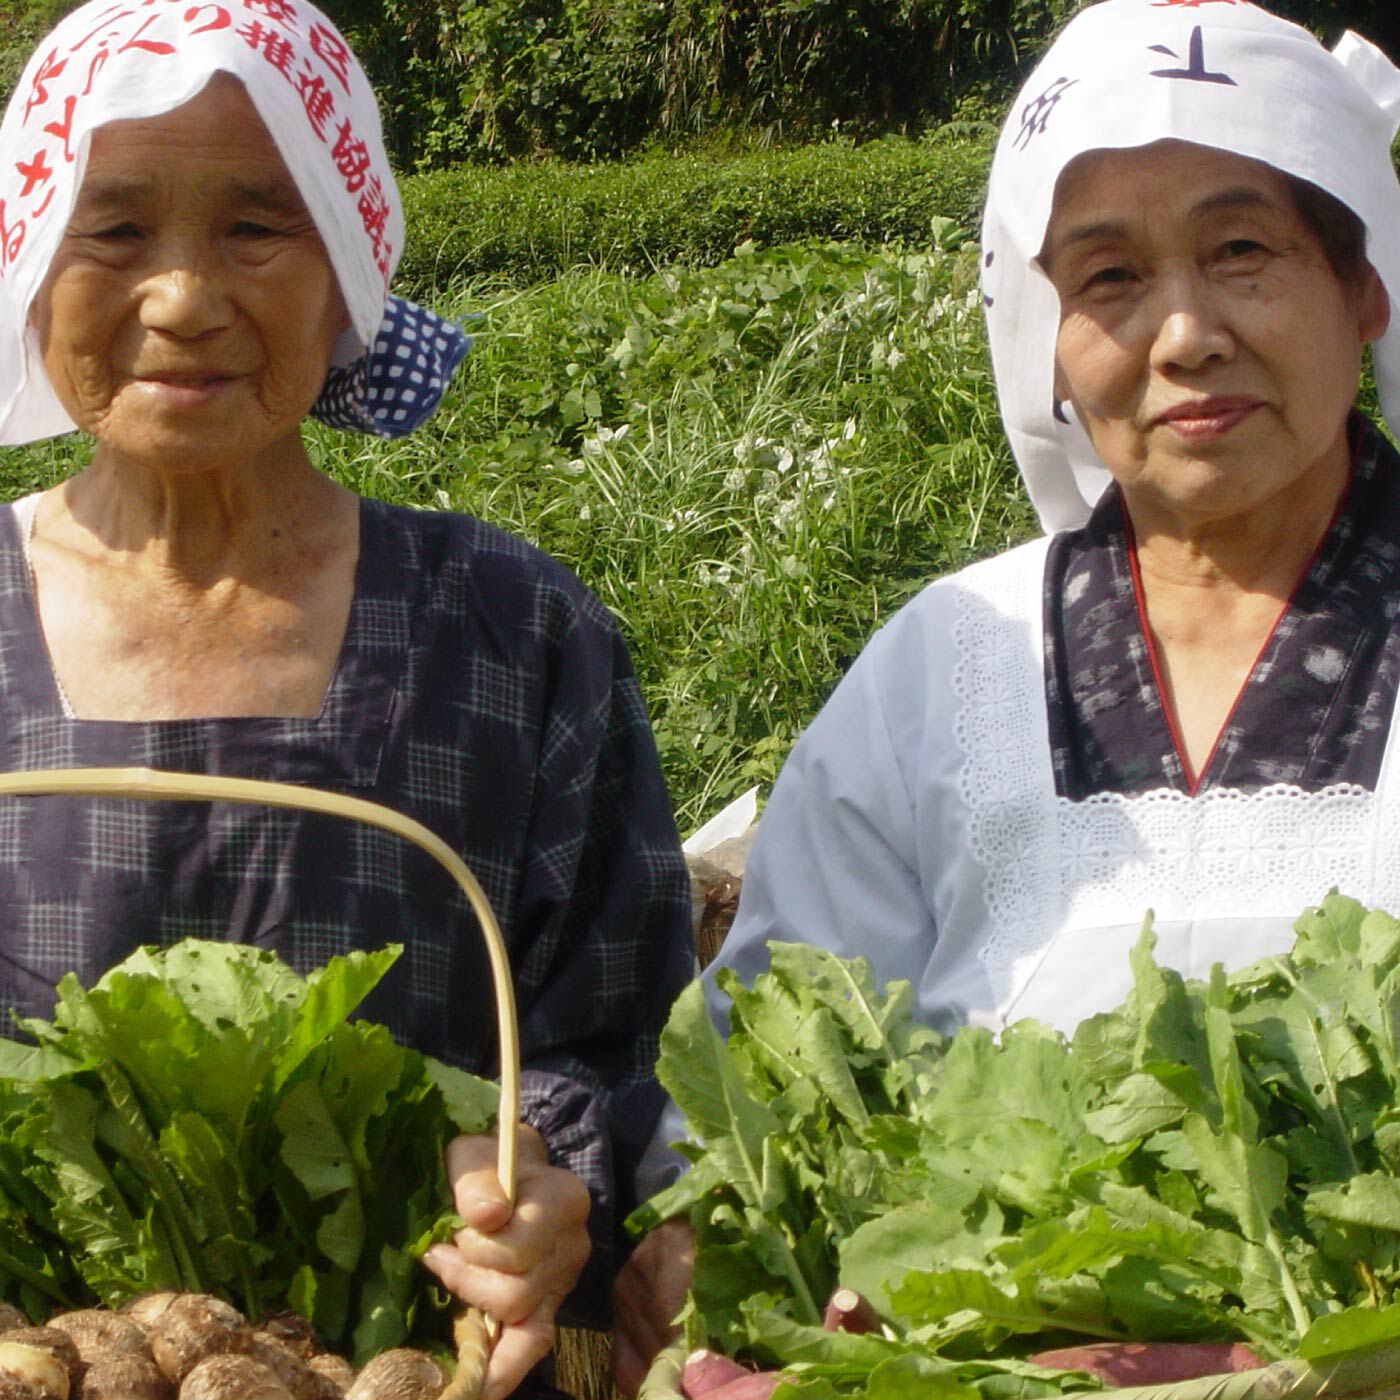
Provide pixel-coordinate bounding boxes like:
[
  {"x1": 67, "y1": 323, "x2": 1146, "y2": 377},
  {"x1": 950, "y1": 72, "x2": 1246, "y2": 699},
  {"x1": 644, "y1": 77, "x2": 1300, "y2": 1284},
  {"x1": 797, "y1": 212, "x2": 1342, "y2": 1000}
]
[
  {"x1": 0, "y1": 495, "x2": 694, "y2": 1324},
  {"x1": 1046, "y1": 414, "x2": 1400, "y2": 798}
]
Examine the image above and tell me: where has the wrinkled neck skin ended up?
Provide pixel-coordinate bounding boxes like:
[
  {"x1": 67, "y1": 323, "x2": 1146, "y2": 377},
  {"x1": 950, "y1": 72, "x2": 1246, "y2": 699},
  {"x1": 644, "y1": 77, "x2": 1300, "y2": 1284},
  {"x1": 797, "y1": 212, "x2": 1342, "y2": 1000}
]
[
  {"x1": 1121, "y1": 430, "x2": 1350, "y2": 607},
  {"x1": 52, "y1": 431, "x2": 358, "y2": 591}
]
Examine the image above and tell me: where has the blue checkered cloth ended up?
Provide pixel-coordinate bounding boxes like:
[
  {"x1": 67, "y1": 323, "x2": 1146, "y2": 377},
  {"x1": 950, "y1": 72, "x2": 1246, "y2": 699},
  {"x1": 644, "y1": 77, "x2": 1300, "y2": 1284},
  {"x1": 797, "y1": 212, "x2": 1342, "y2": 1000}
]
[{"x1": 313, "y1": 296, "x2": 471, "y2": 438}]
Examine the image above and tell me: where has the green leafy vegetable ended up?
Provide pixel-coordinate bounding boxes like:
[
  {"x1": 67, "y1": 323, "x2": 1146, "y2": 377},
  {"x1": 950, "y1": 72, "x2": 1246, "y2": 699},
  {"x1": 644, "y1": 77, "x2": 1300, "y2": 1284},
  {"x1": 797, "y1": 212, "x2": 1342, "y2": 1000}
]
[
  {"x1": 633, "y1": 895, "x2": 1400, "y2": 1394},
  {"x1": 0, "y1": 939, "x2": 497, "y2": 1361}
]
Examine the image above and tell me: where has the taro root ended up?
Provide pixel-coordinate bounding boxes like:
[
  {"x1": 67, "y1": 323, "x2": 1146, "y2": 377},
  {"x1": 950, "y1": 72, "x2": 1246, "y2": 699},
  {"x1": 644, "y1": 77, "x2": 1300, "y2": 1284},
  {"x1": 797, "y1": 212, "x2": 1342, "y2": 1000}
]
[
  {"x1": 255, "y1": 1315, "x2": 322, "y2": 1363},
  {"x1": 178, "y1": 1354, "x2": 292, "y2": 1400},
  {"x1": 344, "y1": 1349, "x2": 447, "y2": 1400},
  {"x1": 46, "y1": 1310, "x2": 151, "y2": 1366},
  {"x1": 307, "y1": 1352, "x2": 355, "y2": 1396},
  {"x1": 145, "y1": 1296, "x2": 249, "y2": 1384},
  {"x1": 78, "y1": 1354, "x2": 173, "y2": 1400},
  {"x1": 0, "y1": 1342, "x2": 68, "y2": 1400},
  {"x1": 245, "y1": 1337, "x2": 341, "y2": 1400},
  {"x1": 1, "y1": 1330, "x2": 79, "y2": 1396},
  {"x1": 0, "y1": 1308, "x2": 25, "y2": 1337},
  {"x1": 118, "y1": 1295, "x2": 181, "y2": 1332}
]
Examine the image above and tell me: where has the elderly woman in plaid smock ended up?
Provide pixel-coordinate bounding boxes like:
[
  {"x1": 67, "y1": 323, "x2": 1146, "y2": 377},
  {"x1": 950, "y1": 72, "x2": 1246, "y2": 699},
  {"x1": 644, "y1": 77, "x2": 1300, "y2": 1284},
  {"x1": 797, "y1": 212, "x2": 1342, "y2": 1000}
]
[
  {"x1": 0, "y1": 4, "x2": 694, "y2": 1397},
  {"x1": 613, "y1": 0, "x2": 1400, "y2": 1391}
]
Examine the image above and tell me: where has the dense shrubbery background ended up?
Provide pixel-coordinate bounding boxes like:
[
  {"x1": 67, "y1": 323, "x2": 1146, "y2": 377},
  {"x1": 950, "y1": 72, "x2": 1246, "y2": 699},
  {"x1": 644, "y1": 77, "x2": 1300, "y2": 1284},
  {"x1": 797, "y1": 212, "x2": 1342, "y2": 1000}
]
[{"x1": 5, "y1": 0, "x2": 1400, "y2": 167}]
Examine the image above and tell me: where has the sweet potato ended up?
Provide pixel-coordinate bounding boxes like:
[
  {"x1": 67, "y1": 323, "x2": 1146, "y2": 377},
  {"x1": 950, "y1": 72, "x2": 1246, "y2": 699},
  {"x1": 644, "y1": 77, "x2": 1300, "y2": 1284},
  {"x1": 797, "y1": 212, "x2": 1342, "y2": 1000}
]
[
  {"x1": 821, "y1": 1288, "x2": 878, "y2": 1335},
  {"x1": 681, "y1": 1349, "x2": 752, "y2": 1396},
  {"x1": 1029, "y1": 1341, "x2": 1263, "y2": 1384},
  {"x1": 696, "y1": 1373, "x2": 783, "y2": 1400}
]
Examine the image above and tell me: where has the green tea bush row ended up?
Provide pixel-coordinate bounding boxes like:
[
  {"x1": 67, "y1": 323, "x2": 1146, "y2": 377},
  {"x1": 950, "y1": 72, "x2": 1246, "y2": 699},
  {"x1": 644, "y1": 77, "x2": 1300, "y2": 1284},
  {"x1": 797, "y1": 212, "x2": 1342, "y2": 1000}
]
[{"x1": 396, "y1": 132, "x2": 994, "y2": 297}]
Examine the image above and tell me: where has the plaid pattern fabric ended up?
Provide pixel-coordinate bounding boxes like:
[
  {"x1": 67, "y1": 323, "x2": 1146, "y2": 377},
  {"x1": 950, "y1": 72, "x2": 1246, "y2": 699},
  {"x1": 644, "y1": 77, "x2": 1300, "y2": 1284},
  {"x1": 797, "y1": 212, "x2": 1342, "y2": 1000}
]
[
  {"x1": 0, "y1": 497, "x2": 694, "y2": 1311},
  {"x1": 1045, "y1": 414, "x2": 1400, "y2": 799}
]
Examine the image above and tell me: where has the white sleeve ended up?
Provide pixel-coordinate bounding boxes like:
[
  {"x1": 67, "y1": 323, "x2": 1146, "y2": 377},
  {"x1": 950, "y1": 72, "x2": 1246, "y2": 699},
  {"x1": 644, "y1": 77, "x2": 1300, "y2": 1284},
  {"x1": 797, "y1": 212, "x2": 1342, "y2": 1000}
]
[
  {"x1": 702, "y1": 621, "x2": 936, "y2": 1024},
  {"x1": 636, "y1": 614, "x2": 941, "y2": 1191}
]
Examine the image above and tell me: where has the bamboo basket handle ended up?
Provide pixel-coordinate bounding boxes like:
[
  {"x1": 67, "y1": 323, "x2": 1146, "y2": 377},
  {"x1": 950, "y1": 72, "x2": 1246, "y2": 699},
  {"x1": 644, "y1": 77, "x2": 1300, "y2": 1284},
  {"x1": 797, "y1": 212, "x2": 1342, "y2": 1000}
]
[{"x1": 0, "y1": 765, "x2": 515, "y2": 1400}]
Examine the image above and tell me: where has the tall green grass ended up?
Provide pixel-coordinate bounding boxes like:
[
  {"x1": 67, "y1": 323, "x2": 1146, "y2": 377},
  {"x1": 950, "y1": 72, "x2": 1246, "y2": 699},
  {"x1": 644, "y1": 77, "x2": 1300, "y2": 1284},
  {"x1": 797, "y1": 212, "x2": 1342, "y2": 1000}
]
[{"x1": 0, "y1": 239, "x2": 1035, "y2": 828}]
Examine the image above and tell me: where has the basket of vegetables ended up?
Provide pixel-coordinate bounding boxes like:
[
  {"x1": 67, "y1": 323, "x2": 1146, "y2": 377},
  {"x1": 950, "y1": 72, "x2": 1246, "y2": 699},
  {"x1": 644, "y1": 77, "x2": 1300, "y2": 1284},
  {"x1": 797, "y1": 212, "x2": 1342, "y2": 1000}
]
[
  {"x1": 634, "y1": 893, "x2": 1400, "y2": 1400},
  {"x1": 0, "y1": 767, "x2": 521, "y2": 1400}
]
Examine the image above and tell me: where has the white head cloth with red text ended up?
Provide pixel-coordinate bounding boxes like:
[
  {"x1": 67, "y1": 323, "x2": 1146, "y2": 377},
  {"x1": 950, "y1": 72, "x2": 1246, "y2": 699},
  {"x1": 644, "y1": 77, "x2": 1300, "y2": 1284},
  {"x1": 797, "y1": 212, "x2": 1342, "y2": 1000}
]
[
  {"x1": 0, "y1": 0, "x2": 407, "y2": 444},
  {"x1": 982, "y1": 0, "x2": 1400, "y2": 533}
]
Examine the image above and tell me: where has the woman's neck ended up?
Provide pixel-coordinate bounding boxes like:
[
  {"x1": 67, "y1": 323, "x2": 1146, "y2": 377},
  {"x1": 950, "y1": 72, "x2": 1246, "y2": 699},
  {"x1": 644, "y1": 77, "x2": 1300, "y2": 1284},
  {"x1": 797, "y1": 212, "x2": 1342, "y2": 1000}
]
[
  {"x1": 1123, "y1": 442, "x2": 1348, "y2": 605},
  {"x1": 58, "y1": 437, "x2": 356, "y2": 588},
  {"x1": 1121, "y1": 449, "x2": 1350, "y2": 784}
]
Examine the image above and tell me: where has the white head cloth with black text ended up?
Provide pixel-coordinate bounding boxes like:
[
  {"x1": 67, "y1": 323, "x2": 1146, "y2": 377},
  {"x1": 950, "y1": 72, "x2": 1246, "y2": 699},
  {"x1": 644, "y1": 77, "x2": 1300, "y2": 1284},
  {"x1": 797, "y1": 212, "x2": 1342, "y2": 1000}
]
[
  {"x1": 0, "y1": 0, "x2": 467, "y2": 444},
  {"x1": 982, "y1": 0, "x2": 1400, "y2": 533}
]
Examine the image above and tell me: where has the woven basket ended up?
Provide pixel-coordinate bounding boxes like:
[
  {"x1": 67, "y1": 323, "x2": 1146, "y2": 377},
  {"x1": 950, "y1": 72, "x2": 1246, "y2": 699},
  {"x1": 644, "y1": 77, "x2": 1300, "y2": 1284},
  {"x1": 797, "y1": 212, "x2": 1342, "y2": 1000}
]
[{"x1": 0, "y1": 766, "x2": 522, "y2": 1400}]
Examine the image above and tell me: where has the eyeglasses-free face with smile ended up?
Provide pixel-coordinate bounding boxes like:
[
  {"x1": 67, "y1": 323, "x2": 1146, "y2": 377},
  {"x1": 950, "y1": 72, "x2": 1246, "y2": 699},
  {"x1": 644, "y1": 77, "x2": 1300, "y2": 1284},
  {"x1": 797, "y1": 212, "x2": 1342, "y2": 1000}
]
[
  {"x1": 1043, "y1": 140, "x2": 1390, "y2": 539},
  {"x1": 32, "y1": 73, "x2": 349, "y2": 481}
]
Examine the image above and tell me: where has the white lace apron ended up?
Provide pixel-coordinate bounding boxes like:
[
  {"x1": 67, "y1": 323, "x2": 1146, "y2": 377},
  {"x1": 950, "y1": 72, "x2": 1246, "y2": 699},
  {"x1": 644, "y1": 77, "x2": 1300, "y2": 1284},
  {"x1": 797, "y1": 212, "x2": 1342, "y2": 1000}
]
[{"x1": 932, "y1": 537, "x2": 1400, "y2": 1035}]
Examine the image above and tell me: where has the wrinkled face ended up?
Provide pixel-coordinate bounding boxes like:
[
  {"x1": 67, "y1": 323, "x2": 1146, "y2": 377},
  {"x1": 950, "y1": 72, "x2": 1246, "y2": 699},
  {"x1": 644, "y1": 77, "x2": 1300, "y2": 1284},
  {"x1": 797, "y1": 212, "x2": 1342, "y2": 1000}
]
[
  {"x1": 1043, "y1": 140, "x2": 1389, "y2": 528},
  {"x1": 32, "y1": 73, "x2": 349, "y2": 475}
]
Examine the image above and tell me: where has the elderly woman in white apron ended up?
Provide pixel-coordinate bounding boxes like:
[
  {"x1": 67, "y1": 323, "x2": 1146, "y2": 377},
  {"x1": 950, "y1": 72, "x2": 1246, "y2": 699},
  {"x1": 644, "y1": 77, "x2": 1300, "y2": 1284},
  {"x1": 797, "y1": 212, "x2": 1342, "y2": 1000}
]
[
  {"x1": 613, "y1": 0, "x2": 1400, "y2": 1389},
  {"x1": 0, "y1": 5, "x2": 695, "y2": 1397}
]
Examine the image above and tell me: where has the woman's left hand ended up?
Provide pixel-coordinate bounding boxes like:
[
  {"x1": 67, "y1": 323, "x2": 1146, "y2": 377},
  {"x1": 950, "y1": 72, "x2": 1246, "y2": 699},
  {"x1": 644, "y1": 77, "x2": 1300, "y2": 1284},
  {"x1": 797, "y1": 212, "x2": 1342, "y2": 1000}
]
[{"x1": 422, "y1": 1124, "x2": 592, "y2": 1400}]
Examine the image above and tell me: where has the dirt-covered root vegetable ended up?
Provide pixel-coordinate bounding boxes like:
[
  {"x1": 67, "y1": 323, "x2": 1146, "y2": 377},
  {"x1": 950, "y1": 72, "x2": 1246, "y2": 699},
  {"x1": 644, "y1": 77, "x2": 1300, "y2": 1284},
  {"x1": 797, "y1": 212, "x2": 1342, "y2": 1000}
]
[
  {"x1": 307, "y1": 1353, "x2": 354, "y2": 1396},
  {"x1": 255, "y1": 1315, "x2": 322, "y2": 1363},
  {"x1": 245, "y1": 1337, "x2": 341, "y2": 1400},
  {"x1": 343, "y1": 1349, "x2": 447, "y2": 1400},
  {"x1": 46, "y1": 1309, "x2": 151, "y2": 1366},
  {"x1": 0, "y1": 1307, "x2": 26, "y2": 1337},
  {"x1": 0, "y1": 1342, "x2": 68, "y2": 1400},
  {"x1": 78, "y1": 1353, "x2": 173, "y2": 1400},
  {"x1": 118, "y1": 1295, "x2": 181, "y2": 1332},
  {"x1": 145, "y1": 1296, "x2": 248, "y2": 1384},
  {"x1": 178, "y1": 1354, "x2": 292, "y2": 1400},
  {"x1": 0, "y1": 1330, "x2": 80, "y2": 1397}
]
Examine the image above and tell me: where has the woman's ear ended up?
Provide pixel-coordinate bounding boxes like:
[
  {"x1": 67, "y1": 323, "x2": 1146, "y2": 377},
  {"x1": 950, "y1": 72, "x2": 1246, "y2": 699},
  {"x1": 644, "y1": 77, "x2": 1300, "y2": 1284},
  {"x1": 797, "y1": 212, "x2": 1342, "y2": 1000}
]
[{"x1": 1359, "y1": 262, "x2": 1391, "y2": 344}]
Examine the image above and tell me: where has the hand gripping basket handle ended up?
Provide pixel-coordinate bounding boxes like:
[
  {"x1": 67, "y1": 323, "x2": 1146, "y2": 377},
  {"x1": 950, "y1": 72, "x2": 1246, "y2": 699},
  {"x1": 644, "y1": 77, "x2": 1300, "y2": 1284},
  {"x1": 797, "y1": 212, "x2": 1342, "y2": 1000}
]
[{"x1": 0, "y1": 765, "x2": 516, "y2": 1400}]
